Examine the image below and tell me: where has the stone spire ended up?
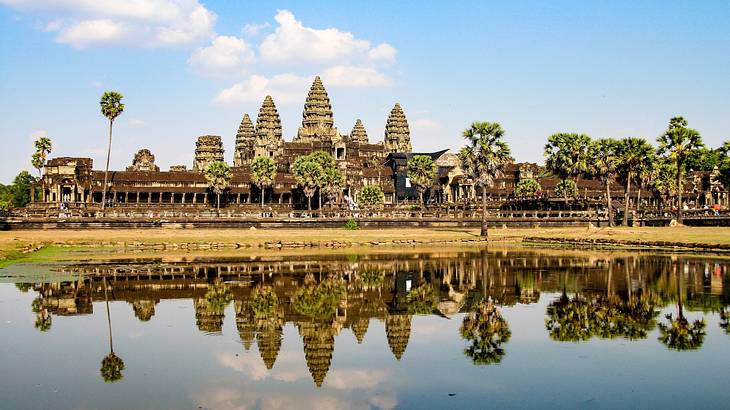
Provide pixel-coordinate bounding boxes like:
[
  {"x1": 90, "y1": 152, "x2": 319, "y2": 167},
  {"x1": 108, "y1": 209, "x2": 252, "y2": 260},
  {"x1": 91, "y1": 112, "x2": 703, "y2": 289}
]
[
  {"x1": 234, "y1": 113, "x2": 255, "y2": 167},
  {"x1": 385, "y1": 313, "x2": 412, "y2": 360},
  {"x1": 257, "y1": 320, "x2": 283, "y2": 370},
  {"x1": 350, "y1": 119, "x2": 369, "y2": 144},
  {"x1": 383, "y1": 103, "x2": 412, "y2": 153},
  {"x1": 302, "y1": 76, "x2": 334, "y2": 129},
  {"x1": 193, "y1": 135, "x2": 224, "y2": 172},
  {"x1": 295, "y1": 76, "x2": 340, "y2": 143},
  {"x1": 131, "y1": 300, "x2": 157, "y2": 322},
  {"x1": 298, "y1": 321, "x2": 336, "y2": 387},
  {"x1": 351, "y1": 317, "x2": 370, "y2": 344},
  {"x1": 235, "y1": 300, "x2": 256, "y2": 351},
  {"x1": 194, "y1": 298, "x2": 224, "y2": 335},
  {"x1": 255, "y1": 95, "x2": 283, "y2": 143}
]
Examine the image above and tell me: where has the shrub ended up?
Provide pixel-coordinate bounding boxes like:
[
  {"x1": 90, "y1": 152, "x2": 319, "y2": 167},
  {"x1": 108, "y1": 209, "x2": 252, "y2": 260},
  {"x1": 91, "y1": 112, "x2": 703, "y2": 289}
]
[
  {"x1": 514, "y1": 178, "x2": 541, "y2": 198},
  {"x1": 358, "y1": 185, "x2": 384, "y2": 210},
  {"x1": 344, "y1": 218, "x2": 359, "y2": 230}
]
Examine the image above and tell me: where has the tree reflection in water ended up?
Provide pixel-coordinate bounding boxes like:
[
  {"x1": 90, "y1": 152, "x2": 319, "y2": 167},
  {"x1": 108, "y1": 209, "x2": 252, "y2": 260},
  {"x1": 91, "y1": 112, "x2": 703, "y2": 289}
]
[
  {"x1": 100, "y1": 277, "x2": 125, "y2": 382},
  {"x1": 460, "y1": 299, "x2": 511, "y2": 365},
  {"x1": 658, "y1": 271, "x2": 706, "y2": 351},
  {"x1": 720, "y1": 309, "x2": 730, "y2": 335}
]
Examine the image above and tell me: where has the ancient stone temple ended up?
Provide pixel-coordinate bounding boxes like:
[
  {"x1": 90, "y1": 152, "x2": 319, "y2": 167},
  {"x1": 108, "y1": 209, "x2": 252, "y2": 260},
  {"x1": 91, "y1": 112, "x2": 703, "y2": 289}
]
[
  {"x1": 351, "y1": 317, "x2": 370, "y2": 344},
  {"x1": 384, "y1": 103, "x2": 412, "y2": 153},
  {"x1": 235, "y1": 300, "x2": 256, "y2": 351},
  {"x1": 298, "y1": 321, "x2": 337, "y2": 387},
  {"x1": 233, "y1": 113, "x2": 256, "y2": 167},
  {"x1": 385, "y1": 313, "x2": 412, "y2": 360},
  {"x1": 126, "y1": 149, "x2": 159, "y2": 172},
  {"x1": 192, "y1": 135, "x2": 224, "y2": 171},
  {"x1": 256, "y1": 317, "x2": 284, "y2": 370},
  {"x1": 350, "y1": 119, "x2": 369, "y2": 145},
  {"x1": 254, "y1": 95, "x2": 284, "y2": 159},
  {"x1": 294, "y1": 76, "x2": 340, "y2": 144}
]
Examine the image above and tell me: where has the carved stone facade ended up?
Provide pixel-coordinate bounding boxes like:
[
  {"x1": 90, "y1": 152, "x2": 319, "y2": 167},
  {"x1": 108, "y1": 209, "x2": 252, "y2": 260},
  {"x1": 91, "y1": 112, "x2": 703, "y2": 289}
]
[
  {"x1": 127, "y1": 149, "x2": 159, "y2": 172},
  {"x1": 193, "y1": 135, "x2": 224, "y2": 171},
  {"x1": 253, "y1": 96, "x2": 284, "y2": 160},
  {"x1": 384, "y1": 103, "x2": 412, "y2": 153},
  {"x1": 294, "y1": 76, "x2": 341, "y2": 144},
  {"x1": 234, "y1": 114, "x2": 255, "y2": 167},
  {"x1": 350, "y1": 119, "x2": 369, "y2": 145}
]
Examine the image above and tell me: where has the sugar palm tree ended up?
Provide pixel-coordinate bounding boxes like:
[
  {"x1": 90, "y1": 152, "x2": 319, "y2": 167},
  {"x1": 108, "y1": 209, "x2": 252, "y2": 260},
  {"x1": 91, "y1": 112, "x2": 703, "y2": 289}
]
[
  {"x1": 544, "y1": 133, "x2": 591, "y2": 201},
  {"x1": 320, "y1": 167, "x2": 345, "y2": 208},
  {"x1": 460, "y1": 121, "x2": 513, "y2": 238},
  {"x1": 32, "y1": 136, "x2": 52, "y2": 178},
  {"x1": 407, "y1": 155, "x2": 437, "y2": 208},
  {"x1": 460, "y1": 299, "x2": 511, "y2": 365},
  {"x1": 100, "y1": 91, "x2": 125, "y2": 210},
  {"x1": 658, "y1": 271, "x2": 706, "y2": 351},
  {"x1": 100, "y1": 277, "x2": 125, "y2": 382},
  {"x1": 308, "y1": 151, "x2": 336, "y2": 209},
  {"x1": 657, "y1": 116, "x2": 704, "y2": 223},
  {"x1": 588, "y1": 138, "x2": 621, "y2": 227},
  {"x1": 618, "y1": 137, "x2": 654, "y2": 226},
  {"x1": 250, "y1": 156, "x2": 277, "y2": 208},
  {"x1": 204, "y1": 161, "x2": 231, "y2": 211},
  {"x1": 292, "y1": 157, "x2": 322, "y2": 211}
]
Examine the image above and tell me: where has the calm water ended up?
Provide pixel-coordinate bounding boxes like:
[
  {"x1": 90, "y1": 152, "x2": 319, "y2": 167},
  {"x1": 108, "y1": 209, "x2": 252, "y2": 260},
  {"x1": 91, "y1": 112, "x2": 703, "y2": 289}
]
[{"x1": 1, "y1": 248, "x2": 730, "y2": 409}]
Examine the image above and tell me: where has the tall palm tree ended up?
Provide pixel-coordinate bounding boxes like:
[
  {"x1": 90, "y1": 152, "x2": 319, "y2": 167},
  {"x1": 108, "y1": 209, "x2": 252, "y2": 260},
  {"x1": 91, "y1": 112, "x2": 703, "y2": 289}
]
[
  {"x1": 657, "y1": 116, "x2": 704, "y2": 223},
  {"x1": 32, "y1": 136, "x2": 52, "y2": 178},
  {"x1": 618, "y1": 137, "x2": 654, "y2": 226},
  {"x1": 99, "y1": 91, "x2": 125, "y2": 210},
  {"x1": 100, "y1": 277, "x2": 125, "y2": 382},
  {"x1": 460, "y1": 121, "x2": 513, "y2": 238},
  {"x1": 588, "y1": 138, "x2": 621, "y2": 227},
  {"x1": 407, "y1": 155, "x2": 437, "y2": 208},
  {"x1": 292, "y1": 157, "x2": 322, "y2": 211},
  {"x1": 544, "y1": 133, "x2": 591, "y2": 201},
  {"x1": 204, "y1": 161, "x2": 232, "y2": 211},
  {"x1": 320, "y1": 167, "x2": 345, "y2": 208},
  {"x1": 658, "y1": 269, "x2": 706, "y2": 351},
  {"x1": 250, "y1": 156, "x2": 277, "y2": 208},
  {"x1": 460, "y1": 299, "x2": 511, "y2": 365}
]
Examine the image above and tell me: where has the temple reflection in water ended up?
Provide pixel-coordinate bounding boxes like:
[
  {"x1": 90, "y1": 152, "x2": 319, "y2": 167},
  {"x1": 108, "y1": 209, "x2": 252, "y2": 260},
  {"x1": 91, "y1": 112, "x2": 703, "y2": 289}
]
[{"x1": 24, "y1": 250, "x2": 730, "y2": 387}]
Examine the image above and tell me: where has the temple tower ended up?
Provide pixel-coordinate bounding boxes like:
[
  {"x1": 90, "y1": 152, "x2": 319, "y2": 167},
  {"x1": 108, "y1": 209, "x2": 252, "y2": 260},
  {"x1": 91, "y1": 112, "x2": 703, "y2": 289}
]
[
  {"x1": 193, "y1": 135, "x2": 224, "y2": 171},
  {"x1": 235, "y1": 300, "x2": 256, "y2": 351},
  {"x1": 257, "y1": 318, "x2": 284, "y2": 370},
  {"x1": 351, "y1": 317, "x2": 370, "y2": 344},
  {"x1": 383, "y1": 103, "x2": 412, "y2": 153},
  {"x1": 349, "y1": 119, "x2": 369, "y2": 144},
  {"x1": 254, "y1": 96, "x2": 283, "y2": 159},
  {"x1": 295, "y1": 76, "x2": 341, "y2": 144},
  {"x1": 234, "y1": 113, "x2": 255, "y2": 167},
  {"x1": 298, "y1": 321, "x2": 336, "y2": 387},
  {"x1": 127, "y1": 149, "x2": 160, "y2": 172},
  {"x1": 385, "y1": 313, "x2": 412, "y2": 360}
]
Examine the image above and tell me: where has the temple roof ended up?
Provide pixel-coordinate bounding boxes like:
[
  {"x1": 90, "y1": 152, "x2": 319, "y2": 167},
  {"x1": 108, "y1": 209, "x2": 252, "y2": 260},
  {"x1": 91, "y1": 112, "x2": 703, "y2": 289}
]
[
  {"x1": 302, "y1": 76, "x2": 334, "y2": 129},
  {"x1": 384, "y1": 103, "x2": 412, "y2": 153},
  {"x1": 350, "y1": 119, "x2": 368, "y2": 144},
  {"x1": 256, "y1": 96, "x2": 283, "y2": 141},
  {"x1": 236, "y1": 114, "x2": 255, "y2": 146}
]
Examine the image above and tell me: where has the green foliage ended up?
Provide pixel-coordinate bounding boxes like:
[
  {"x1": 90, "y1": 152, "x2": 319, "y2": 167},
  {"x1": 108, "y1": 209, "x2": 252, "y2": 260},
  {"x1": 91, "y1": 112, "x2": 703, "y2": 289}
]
[
  {"x1": 292, "y1": 157, "x2": 323, "y2": 208},
  {"x1": 459, "y1": 121, "x2": 513, "y2": 190},
  {"x1": 204, "y1": 161, "x2": 231, "y2": 209},
  {"x1": 407, "y1": 283, "x2": 437, "y2": 315},
  {"x1": 307, "y1": 150, "x2": 336, "y2": 170},
  {"x1": 685, "y1": 147, "x2": 723, "y2": 172},
  {"x1": 717, "y1": 160, "x2": 730, "y2": 190},
  {"x1": 320, "y1": 166, "x2": 345, "y2": 203},
  {"x1": 32, "y1": 136, "x2": 52, "y2": 176},
  {"x1": 648, "y1": 157, "x2": 677, "y2": 201},
  {"x1": 460, "y1": 300, "x2": 511, "y2": 365},
  {"x1": 360, "y1": 269, "x2": 385, "y2": 290},
  {"x1": 407, "y1": 155, "x2": 437, "y2": 201},
  {"x1": 544, "y1": 133, "x2": 592, "y2": 182},
  {"x1": 250, "y1": 156, "x2": 277, "y2": 189},
  {"x1": 291, "y1": 278, "x2": 346, "y2": 321},
  {"x1": 343, "y1": 218, "x2": 359, "y2": 230},
  {"x1": 100, "y1": 91, "x2": 125, "y2": 122},
  {"x1": 5, "y1": 171, "x2": 37, "y2": 208},
  {"x1": 513, "y1": 178, "x2": 541, "y2": 198},
  {"x1": 720, "y1": 309, "x2": 730, "y2": 336},
  {"x1": 35, "y1": 313, "x2": 52, "y2": 332},
  {"x1": 358, "y1": 185, "x2": 384, "y2": 209},
  {"x1": 0, "y1": 199, "x2": 10, "y2": 215},
  {"x1": 100, "y1": 352, "x2": 125, "y2": 382},
  {"x1": 251, "y1": 285, "x2": 279, "y2": 318},
  {"x1": 588, "y1": 138, "x2": 621, "y2": 182},
  {"x1": 658, "y1": 313, "x2": 706, "y2": 351},
  {"x1": 204, "y1": 281, "x2": 232, "y2": 313},
  {"x1": 617, "y1": 137, "x2": 655, "y2": 183},
  {"x1": 554, "y1": 179, "x2": 577, "y2": 199}
]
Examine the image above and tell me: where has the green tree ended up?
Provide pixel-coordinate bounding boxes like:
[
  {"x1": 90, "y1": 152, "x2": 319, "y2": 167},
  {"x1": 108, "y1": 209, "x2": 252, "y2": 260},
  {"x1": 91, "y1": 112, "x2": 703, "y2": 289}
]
[
  {"x1": 292, "y1": 157, "x2": 322, "y2": 211},
  {"x1": 715, "y1": 140, "x2": 730, "y2": 190},
  {"x1": 32, "y1": 136, "x2": 52, "y2": 178},
  {"x1": 100, "y1": 277, "x2": 125, "y2": 382},
  {"x1": 588, "y1": 138, "x2": 621, "y2": 226},
  {"x1": 657, "y1": 116, "x2": 704, "y2": 222},
  {"x1": 100, "y1": 91, "x2": 125, "y2": 210},
  {"x1": 544, "y1": 133, "x2": 592, "y2": 200},
  {"x1": 647, "y1": 157, "x2": 677, "y2": 213},
  {"x1": 320, "y1": 167, "x2": 345, "y2": 208},
  {"x1": 459, "y1": 122, "x2": 513, "y2": 238},
  {"x1": 358, "y1": 185, "x2": 384, "y2": 210},
  {"x1": 10, "y1": 171, "x2": 37, "y2": 208},
  {"x1": 308, "y1": 151, "x2": 336, "y2": 209},
  {"x1": 460, "y1": 299, "x2": 511, "y2": 365},
  {"x1": 658, "y1": 273, "x2": 706, "y2": 351},
  {"x1": 513, "y1": 178, "x2": 541, "y2": 198},
  {"x1": 554, "y1": 179, "x2": 577, "y2": 199},
  {"x1": 618, "y1": 137, "x2": 654, "y2": 225},
  {"x1": 407, "y1": 155, "x2": 437, "y2": 207},
  {"x1": 250, "y1": 156, "x2": 277, "y2": 208},
  {"x1": 204, "y1": 161, "x2": 232, "y2": 211}
]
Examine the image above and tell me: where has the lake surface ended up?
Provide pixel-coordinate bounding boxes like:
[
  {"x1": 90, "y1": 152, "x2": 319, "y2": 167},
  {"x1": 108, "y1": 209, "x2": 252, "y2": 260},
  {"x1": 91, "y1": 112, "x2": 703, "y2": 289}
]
[{"x1": 1, "y1": 247, "x2": 730, "y2": 409}]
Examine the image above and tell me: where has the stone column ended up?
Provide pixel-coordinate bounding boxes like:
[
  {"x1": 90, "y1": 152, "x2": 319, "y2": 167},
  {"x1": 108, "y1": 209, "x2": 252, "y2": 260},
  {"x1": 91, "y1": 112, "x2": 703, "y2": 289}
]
[
  {"x1": 182, "y1": 193, "x2": 186, "y2": 204},
  {"x1": 193, "y1": 193, "x2": 197, "y2": 204},
  {"x1": 125, "y1": 192, "x2": 129, "y2": 203},
  {"x1": 136, "y1": 192, "x2": 140, "y2": 204}
]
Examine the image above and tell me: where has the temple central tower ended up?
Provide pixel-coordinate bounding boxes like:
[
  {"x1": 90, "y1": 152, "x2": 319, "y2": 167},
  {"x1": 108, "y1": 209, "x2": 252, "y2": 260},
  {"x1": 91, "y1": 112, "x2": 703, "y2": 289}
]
[
  {"x1": 294, "y1": 76, "x2": 341, "y2": 144},
  {"x1": 254, "y1": 95, "x2": 284, "y2": 159},
  {"x1": 233, "y1": 113, "x2": 255, "y2": 167},
  {"x1": 384, "y1": 103, "x2": 412, "y2": 153}
]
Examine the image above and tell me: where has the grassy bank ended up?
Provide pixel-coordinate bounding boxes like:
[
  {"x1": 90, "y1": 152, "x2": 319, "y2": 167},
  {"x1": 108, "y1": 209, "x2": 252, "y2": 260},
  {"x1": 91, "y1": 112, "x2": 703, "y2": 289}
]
[{"x1": 1, "y1": 226, "x2": 729, "y2": 264}]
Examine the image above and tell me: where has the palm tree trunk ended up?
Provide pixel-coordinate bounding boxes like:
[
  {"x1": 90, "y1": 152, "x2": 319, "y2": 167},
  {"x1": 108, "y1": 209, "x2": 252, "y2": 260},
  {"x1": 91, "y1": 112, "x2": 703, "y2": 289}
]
[
  {"x1": 261, "y1": 186, "x2": 265, "y2": 209},
  {"x1": 217, "y1": 193, "x2": 220, "y2": 211},
  {"x1": 101, "y1": 120, "x2": 113, "y2": 210},
  {"x1": 623, "y1": 172, "x2": 632, "y2": 226},
  {"x1": 676, "y1": 161, "x2": 683, "y2": 223},
  {"x1": 307, "y1": 195, "x2": 312, "y2": 211},
  {"x1": 103, "y1": 277, "x2": 114, "y2": 353},
  {"x1": 605, "y1": 179, "x2": 613, "y2": 227},
  {"x1": 481, "y1": 187, "x2": 488, "y2": 239}
]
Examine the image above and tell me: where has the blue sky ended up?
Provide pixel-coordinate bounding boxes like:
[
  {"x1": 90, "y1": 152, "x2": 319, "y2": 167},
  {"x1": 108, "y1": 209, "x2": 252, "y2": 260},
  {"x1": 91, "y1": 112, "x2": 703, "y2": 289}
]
[{"x1": 1, "y1": 0, "x2": 729, "y2": 183}]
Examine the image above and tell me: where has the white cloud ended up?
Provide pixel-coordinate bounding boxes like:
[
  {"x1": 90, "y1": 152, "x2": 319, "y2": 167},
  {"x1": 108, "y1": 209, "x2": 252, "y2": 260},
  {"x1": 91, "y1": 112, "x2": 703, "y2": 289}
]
[
  {"x1": 368, "y1": 43, "x2": 396, "y2": 65},
  {"x1": 128, "y1": 117, "x2": 145, "y2": 126},
  {"x1": 213, "y1": 73, "x2": 311, "y2": 105},
  {"x1": 322, "y1": 65, "x2": 391, "y2": 87},
  {"x1": 189, "y1": 35, "x2": 255, "y2": 77},
  {"x1": 242, "y1": 22, "x2": 270, "y2": 37},
  {"x1": 259, "y1": 9, "x2": 394, "y2": 66},
  {"x1": 411, "y1": 119, "x2": 443, "y2": 131},
  {"x1": 1, "y1": 0, "x2": 217, "y2": 48}
]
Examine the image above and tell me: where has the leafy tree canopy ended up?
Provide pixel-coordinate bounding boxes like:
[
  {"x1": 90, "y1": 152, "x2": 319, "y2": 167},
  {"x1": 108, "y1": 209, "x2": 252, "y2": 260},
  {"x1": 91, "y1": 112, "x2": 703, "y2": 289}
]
[{"x1": 358, "y1": 185, "x2": 384, "y2": 209}]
